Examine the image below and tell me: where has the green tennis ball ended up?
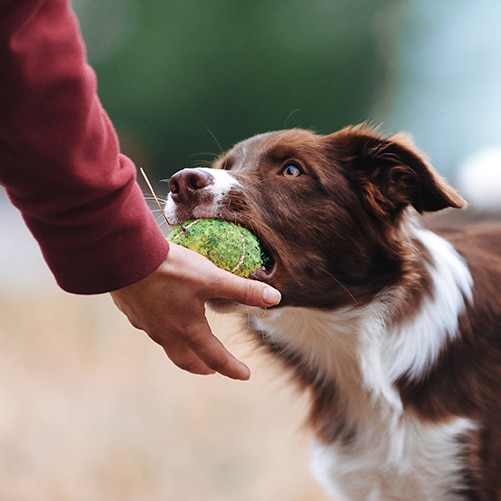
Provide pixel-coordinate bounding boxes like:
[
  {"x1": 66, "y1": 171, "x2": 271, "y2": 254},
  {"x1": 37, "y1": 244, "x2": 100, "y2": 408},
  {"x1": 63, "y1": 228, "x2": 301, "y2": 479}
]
[{"x1": 167, "y1": 219, "x2": 264, "y2": 277}]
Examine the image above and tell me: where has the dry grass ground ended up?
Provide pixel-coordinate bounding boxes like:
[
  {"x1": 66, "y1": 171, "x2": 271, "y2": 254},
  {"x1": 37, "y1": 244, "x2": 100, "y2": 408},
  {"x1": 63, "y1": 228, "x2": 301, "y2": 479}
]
[
  {"x1": 0, "y1": 293, "x2": 328, "y2": 501},
  {"x1": 0, "y1": 192, "x2": 328, "y2": 500}
]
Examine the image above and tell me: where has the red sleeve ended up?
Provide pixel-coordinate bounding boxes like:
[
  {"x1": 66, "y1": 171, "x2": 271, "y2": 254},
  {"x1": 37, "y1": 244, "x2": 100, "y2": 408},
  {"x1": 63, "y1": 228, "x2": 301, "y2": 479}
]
[{"x1": 0, "y1": 0, "x2": 169, "y2": 294}]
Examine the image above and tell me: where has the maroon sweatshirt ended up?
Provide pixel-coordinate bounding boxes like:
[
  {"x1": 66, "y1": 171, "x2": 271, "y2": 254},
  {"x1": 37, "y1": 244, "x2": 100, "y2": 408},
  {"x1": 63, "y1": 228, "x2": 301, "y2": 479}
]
[{"x1": 0, "y1": 0, "x2": 169, "y2": 293}]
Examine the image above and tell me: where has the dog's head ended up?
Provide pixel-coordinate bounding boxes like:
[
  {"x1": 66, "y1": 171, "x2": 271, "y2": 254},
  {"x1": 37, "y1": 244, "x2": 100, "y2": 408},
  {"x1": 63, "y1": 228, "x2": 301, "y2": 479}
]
[{"x1": 166, "y1": 125, "x2": 465, "y2": 308}]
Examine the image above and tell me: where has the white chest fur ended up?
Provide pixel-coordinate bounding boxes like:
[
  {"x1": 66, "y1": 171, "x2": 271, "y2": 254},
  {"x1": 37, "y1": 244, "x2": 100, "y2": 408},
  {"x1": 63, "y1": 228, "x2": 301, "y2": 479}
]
[
  {"x1": 249, "y1": 228, "x2": 476, "y2": 500},
  {"x1": 310, "y1": 415, "x2": 475, "y2": 501}
]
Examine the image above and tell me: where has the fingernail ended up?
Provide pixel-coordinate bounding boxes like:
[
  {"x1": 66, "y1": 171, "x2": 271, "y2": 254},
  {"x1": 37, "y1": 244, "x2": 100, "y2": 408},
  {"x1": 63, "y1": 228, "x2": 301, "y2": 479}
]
[{"x1": 262, "y1": 286, "x2": 281, "y2": 306}]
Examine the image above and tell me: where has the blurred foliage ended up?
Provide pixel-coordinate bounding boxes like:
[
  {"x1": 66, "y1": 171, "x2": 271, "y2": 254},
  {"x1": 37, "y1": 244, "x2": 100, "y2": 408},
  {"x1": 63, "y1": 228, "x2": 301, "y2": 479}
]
[{"x1": 74, "y1": 0, "x2": 399, "y2": 178}]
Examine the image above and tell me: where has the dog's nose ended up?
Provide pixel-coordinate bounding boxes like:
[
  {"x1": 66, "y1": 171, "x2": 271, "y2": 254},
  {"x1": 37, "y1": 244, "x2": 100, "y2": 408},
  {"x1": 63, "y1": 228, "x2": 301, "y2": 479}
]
[{"x1": 169, "y1": 168, "x2": 214, "y2": 201}]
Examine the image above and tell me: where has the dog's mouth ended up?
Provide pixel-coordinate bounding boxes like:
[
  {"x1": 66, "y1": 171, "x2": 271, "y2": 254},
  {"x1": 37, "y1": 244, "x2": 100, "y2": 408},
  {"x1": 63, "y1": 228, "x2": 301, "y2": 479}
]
[
  {"x1": 169, "y1": 214, "x2": 278, "y2": 282},
  {"x1": 250, "y1": 239, "x2": 277, "y2": 283}
]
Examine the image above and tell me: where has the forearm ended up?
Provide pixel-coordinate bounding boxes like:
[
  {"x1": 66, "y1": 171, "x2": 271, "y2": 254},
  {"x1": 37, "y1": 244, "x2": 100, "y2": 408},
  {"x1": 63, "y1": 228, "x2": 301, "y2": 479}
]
[{"x1": 0, "y1": 0, "x2": 168, "y2": 293}]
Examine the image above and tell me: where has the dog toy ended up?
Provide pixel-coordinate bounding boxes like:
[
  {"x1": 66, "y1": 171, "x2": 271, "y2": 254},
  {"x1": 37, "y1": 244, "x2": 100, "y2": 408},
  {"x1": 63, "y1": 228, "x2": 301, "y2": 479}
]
[{"x1": 168, "y1": 219, "x2": 265, "y2": 277}]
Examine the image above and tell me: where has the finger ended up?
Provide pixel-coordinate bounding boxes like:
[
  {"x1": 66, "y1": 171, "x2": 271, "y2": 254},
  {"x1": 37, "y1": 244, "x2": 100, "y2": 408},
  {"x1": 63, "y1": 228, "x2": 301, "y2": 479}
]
[
  {"x1": 167, "y1": 244, "x2": 281, "y2": 308},
  {"x1": 181, "y1": 320, "x2": 251, "y2": 380},
  {"x1": 210, "y1": 270, "x2": 281, "y2": 308},
  {"x1": 147, "y1": 325, "x2": 219, "y2": 376},
  {"x1": 152, "y1": 317, "x2": 251, "y2": 380},
  {"x1": 161, "y1": 345, "x2": 216, "y2": 376}
]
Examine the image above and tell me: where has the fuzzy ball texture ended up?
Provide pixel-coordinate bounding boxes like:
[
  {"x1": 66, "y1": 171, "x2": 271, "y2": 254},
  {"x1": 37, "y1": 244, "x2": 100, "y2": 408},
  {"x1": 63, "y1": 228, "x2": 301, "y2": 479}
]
[{"x1": 167, "y1": 219, "x2": 264, "y2": 277}]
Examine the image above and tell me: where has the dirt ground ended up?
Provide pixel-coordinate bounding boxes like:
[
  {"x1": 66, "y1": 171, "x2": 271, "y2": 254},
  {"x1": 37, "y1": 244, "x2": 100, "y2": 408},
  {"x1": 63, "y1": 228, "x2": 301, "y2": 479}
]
[{"x1": 0, "y1": 289, "x2": 330, "y2": 501}]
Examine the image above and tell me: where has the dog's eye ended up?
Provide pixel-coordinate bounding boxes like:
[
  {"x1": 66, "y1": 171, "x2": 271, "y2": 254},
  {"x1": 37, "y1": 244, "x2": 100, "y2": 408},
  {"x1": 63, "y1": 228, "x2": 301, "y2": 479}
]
[{"x1": 281, "y1": 164, "x2": 302, "y2": 178}]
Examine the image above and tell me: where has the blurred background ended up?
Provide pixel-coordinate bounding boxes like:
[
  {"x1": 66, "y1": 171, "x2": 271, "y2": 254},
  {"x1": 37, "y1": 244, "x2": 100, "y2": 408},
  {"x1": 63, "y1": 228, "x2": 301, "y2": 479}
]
[{"x1": 1, "y1": 0, "x2": 501, "y2": 499}]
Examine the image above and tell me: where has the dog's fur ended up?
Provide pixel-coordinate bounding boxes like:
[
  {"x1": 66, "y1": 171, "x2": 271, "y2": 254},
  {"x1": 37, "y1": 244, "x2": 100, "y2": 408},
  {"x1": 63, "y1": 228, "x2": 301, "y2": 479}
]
[{"x1": 165, "y1": 125, "x2": 501, "y2": 500}]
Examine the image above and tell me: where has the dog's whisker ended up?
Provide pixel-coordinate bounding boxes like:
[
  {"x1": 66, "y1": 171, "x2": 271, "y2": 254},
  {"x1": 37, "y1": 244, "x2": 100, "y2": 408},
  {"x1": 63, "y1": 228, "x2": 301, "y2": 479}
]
[
  {"x1": 144, "y1": 195, "x2": 168, "y2": 204},
  {"x1": 319, "y1": 267, "x2": 358, "y2": 305},
  {"x1": 190, "y1": 158, "x2": 214, "y2": 169},
  {"x1": 204, "y1": 125, "x2": 224, "y2": 154}
]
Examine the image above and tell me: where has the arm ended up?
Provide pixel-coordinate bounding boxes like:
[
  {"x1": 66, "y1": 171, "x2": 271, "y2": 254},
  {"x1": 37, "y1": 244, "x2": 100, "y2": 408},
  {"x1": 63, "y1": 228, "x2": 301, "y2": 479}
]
[
  {"x1": 0, "y1": 0, "x2": 168, "y2": 293},
  {"x1": 0, "y1": 0, "x2": 281, "y2": 379}
]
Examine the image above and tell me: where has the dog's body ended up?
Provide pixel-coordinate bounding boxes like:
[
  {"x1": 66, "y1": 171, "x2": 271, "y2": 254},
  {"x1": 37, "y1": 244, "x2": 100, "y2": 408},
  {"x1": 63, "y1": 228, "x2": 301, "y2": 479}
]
[{"x1": 165, "y1": 125, "x2": 501, "y2": 500}]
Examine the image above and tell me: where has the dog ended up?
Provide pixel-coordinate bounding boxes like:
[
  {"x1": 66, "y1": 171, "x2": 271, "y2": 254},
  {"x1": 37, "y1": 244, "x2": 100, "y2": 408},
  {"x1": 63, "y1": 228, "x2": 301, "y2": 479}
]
[{"x1": 165, "y1": 124, "x2": 501, "y2": 500}]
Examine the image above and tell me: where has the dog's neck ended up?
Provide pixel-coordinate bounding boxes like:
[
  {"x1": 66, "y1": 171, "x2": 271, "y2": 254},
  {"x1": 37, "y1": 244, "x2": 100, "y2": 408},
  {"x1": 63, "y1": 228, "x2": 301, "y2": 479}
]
[{"x1": 248, "y1": 220, "x2": 473, "y2": 443}]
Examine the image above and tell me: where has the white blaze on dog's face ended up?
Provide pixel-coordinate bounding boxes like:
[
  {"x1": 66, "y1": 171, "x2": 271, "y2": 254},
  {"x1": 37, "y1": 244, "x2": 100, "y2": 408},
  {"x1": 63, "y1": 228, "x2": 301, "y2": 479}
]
[
  {"x1": 166, "y1": 126, "x2": 464, "y2": 309},
  {"x1": 165, "y1": 167, "x2": 240, "y2": 222}
]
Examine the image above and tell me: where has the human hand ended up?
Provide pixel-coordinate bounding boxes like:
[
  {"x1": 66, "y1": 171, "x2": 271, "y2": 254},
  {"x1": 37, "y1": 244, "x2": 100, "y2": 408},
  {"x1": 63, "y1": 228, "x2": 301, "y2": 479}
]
[{"x1": 110, "y1": 243, "x2": 281, "y2": 380}]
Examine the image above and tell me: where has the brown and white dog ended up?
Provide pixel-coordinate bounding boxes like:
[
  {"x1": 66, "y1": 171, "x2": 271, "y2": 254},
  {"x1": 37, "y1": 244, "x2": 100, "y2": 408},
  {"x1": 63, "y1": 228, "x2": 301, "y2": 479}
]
[{"x1": 165, "y1": 125, "x2": 501, "y2": 500}]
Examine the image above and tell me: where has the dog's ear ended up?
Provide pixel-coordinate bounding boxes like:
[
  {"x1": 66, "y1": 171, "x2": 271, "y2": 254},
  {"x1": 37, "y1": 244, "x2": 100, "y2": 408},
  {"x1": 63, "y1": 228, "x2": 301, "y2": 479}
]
[{"x1": 328, "y1": 125, "x2": 466, "y2": 216}]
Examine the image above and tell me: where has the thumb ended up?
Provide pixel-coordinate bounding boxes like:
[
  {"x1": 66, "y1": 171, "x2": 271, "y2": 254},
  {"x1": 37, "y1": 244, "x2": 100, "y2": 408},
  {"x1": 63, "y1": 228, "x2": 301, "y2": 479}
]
[{"x1": 211, "y1": 269, "x2": 281, "y2": 308}]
